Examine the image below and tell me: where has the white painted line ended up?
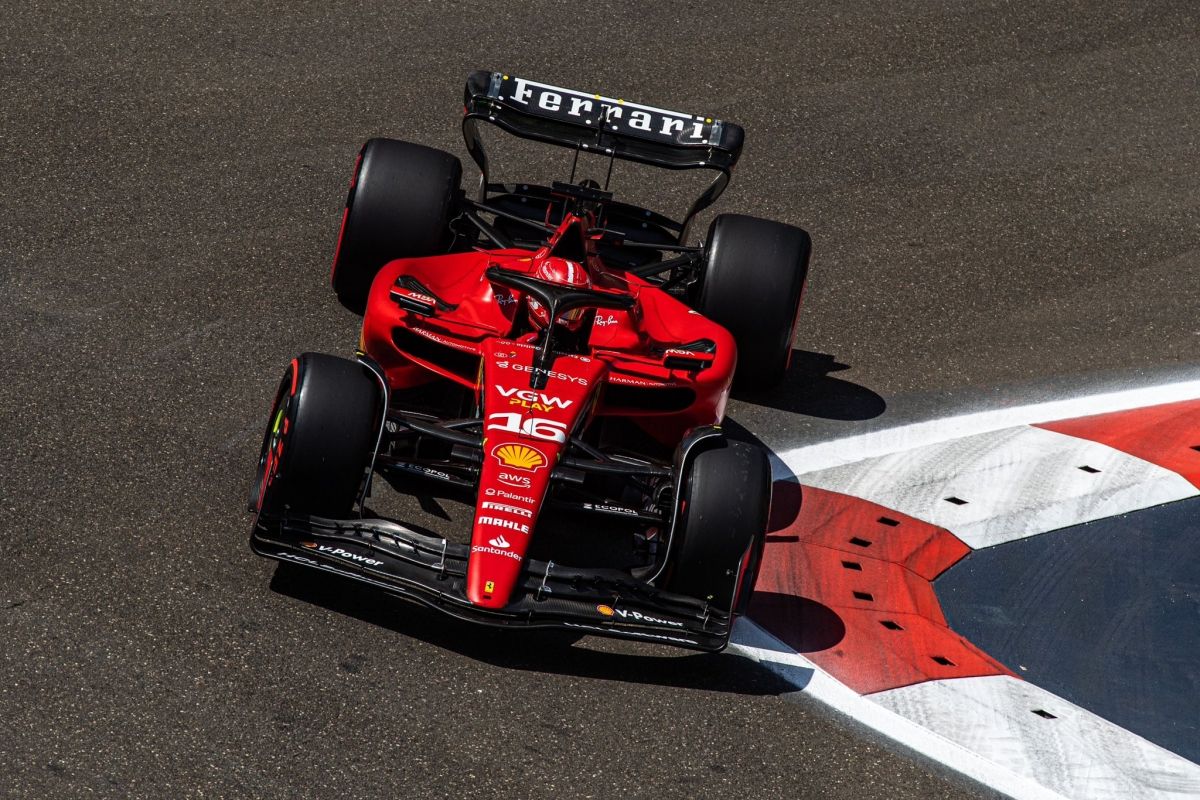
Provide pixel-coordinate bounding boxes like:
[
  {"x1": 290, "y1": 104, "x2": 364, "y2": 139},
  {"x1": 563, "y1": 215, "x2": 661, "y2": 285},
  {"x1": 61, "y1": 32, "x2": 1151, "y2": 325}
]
[
  {"x1": 730, "y1": 620, "x2": 1066, "y2": 800},
  {"x1": 871, "y1": 676, "x2": 1200, "y2": 799},
  {"x1": 797, "y1": 425, "x2": 1198, "y2": 548},
  {"x1": 774, "y1": 379, "x2": 1200, "y2": 477}
]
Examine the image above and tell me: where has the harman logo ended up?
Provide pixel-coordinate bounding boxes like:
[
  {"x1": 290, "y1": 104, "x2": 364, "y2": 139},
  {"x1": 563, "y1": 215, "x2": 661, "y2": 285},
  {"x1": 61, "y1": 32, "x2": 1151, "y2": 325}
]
[{"x1": 493, "y1": 443, "x2": 547, "y2": 471}]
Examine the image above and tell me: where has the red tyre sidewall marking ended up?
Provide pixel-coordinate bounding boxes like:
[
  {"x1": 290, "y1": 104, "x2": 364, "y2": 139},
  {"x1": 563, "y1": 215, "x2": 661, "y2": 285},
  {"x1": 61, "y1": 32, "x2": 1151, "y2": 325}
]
[
  {"x1": 256, "y1": 360, "x2": 300, "y2": 512},
  {"x1": 330, "y1": 150, "x2": 364, "y2": 285}
]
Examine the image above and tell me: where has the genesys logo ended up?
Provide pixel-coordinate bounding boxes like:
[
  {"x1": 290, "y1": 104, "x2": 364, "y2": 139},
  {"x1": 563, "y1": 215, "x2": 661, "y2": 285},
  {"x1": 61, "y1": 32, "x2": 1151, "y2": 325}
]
[
  {"x1": 488, "y1": 534, "x2": 511, "y2": 548},
  {"x1": 492, "y1": 443, "x2": 547, "y2": 472},
  {"x1": 478, "y1": 516, "x2": 530, "y2": 535},
  {"x1": 497, "y1": 471, "x2": 532, "y2": 489},
  {"x1": 300, "y1": 541, "x2": 383, "y2": 567},
  {"x1": 507, "y1": 362, "x2": 588, "y2": 386},
  {"x1": 472, "y1": 544, "x2": 521, "y2": 561},
  {"x1": 481, "y1": 501, "x2": 533, "y2": 519},
  {"x1": 484, "y1": 487, "x2": 536, "y2": 504}
]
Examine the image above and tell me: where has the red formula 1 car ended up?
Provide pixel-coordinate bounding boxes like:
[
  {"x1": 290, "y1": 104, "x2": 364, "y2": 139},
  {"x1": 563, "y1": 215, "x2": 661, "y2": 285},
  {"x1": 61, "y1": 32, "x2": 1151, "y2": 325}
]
[{"x1": 248, "y1": 72, "x2": 811, "y2": 651}]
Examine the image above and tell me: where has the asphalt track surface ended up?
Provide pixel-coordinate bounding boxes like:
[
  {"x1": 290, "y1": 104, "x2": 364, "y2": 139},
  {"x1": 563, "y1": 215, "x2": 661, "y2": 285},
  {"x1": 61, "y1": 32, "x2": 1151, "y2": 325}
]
[{"x1": 2, "y1": 2, "x2": 1197, "y2": 798}]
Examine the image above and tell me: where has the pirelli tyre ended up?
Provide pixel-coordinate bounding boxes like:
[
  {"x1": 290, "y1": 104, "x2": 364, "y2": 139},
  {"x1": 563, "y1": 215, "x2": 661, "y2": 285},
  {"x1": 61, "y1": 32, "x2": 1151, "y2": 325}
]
[
  {"x1": 249, "y1": 353, "x2": 382, "y2": 518},
  {"x1": 331, "y1": 138, "x2": 463, "y2": 313},
  {"x1": 663, "y1": 439, "x2": 771, "y2": 613},
  {"x1": 696, "y1": 214, "x2": 812, "y2": 389}
]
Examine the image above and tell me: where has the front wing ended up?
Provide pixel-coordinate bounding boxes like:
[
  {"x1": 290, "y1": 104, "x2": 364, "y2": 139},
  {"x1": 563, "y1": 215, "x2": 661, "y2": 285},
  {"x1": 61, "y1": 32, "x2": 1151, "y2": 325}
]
[{"x1": 251, "y1": 511, "x2": 734, "y2": 652}]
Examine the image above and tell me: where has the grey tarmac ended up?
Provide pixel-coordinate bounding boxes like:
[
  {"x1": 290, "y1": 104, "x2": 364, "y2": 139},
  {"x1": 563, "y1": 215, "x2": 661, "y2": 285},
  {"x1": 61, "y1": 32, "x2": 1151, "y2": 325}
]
[{"x1": 2, "y1": 2, "x2": 1197, "y2": 798}]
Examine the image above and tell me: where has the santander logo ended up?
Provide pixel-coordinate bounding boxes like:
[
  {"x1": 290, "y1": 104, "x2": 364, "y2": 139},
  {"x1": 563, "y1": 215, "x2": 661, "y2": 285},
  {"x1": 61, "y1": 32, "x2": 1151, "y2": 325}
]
[{"x1": 488, "y1": 535, "x2": 511, "y2": 549}]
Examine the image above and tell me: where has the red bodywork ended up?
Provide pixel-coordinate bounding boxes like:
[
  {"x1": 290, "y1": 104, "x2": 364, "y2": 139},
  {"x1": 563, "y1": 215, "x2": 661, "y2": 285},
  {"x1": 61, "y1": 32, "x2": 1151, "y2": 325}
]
[{"x1": 358, "y1": 214, "x2": 736, "y2": 608}]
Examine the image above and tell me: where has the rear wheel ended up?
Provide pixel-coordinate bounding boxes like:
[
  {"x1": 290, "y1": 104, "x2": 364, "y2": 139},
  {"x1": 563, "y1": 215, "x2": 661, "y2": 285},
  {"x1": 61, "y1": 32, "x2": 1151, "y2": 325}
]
[
  {"x1": 331, "y1": 138, "x2": 462, "y2": 313},
  {"x1": 250, "y1": 353, "x2": 382, "y2": 518},
  {"x1": 696, "y1": 214, "x2": 812, "y2": 389},
  {"x1": 663, "y1": 439, "x2": 771, "y2": 612}
]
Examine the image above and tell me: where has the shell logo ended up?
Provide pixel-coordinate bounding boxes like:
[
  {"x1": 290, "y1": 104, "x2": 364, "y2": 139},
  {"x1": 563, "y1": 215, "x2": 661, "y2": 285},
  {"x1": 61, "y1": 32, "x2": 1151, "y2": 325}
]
[
  {"x1": 597, "y1": 605, "x2": 615, "y2": 617},
  {"x1": 492, "y1": 443, "x2": 547, "y2": 471}
]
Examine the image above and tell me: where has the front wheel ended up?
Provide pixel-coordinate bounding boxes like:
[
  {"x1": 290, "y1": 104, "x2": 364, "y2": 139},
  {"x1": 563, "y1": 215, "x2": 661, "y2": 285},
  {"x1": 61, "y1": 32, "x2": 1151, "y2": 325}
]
[
  {"x1": 249, "y1": 353, "x2": 382, "y2": 518},
  {"x1": 662, "y1": 439, "x2": 771, "y2": 613}
]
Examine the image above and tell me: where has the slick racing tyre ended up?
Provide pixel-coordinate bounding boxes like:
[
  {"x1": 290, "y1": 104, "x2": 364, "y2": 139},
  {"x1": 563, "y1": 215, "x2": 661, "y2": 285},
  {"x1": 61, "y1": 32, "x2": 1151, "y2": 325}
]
[
  {"x1": 249, "y1": 353, "x2": 382, "y2": 518},
  {"x1": 331, "y1": 138, "x2": 462, "y2": 313},
  {"x1": 695, "y1": 214, "x2": 812, "y2": 389},
  {"x1": 663, "y1": 439, "x2": 771, "y2": 613}
]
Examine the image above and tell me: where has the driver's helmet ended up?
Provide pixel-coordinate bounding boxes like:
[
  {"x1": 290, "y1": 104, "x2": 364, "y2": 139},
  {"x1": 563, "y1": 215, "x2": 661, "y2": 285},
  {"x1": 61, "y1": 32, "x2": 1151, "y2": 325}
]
[{"x1": 526, "y1": 257, "x2": 591, "y2": 331}]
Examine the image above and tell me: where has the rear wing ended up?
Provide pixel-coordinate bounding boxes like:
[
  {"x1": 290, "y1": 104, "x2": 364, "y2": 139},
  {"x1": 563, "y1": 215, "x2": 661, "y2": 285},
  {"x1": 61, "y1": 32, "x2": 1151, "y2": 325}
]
[
  {"x1": 462, "y1": 71, "x2": 744, "y2": 237},
  {"x1": 463, "y1": 71, "x2": 744, "y2": 171}
]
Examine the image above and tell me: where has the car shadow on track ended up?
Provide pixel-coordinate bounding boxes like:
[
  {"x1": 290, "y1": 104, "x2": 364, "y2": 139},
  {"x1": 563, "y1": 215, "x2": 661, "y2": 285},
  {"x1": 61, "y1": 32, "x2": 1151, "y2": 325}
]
[
  {"x1": 268, "y1": 565, "x2": 799, "y2": 696},
  {"x1": 734, "y1": 349, "x2": 886, "y2": 421}
]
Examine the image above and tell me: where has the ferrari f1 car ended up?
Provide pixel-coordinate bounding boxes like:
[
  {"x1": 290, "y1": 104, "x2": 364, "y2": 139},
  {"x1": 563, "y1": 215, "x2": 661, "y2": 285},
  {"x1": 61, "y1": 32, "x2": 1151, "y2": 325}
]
[{"x1": 248, "y1": 72, "x2": 811, "y2": 651}]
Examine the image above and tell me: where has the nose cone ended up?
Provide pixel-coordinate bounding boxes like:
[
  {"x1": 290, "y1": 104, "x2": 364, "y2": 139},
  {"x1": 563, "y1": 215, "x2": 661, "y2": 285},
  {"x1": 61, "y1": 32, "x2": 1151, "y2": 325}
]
[{"x1": 465, "y1": 338, "x2": 606, "y2": 607}]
